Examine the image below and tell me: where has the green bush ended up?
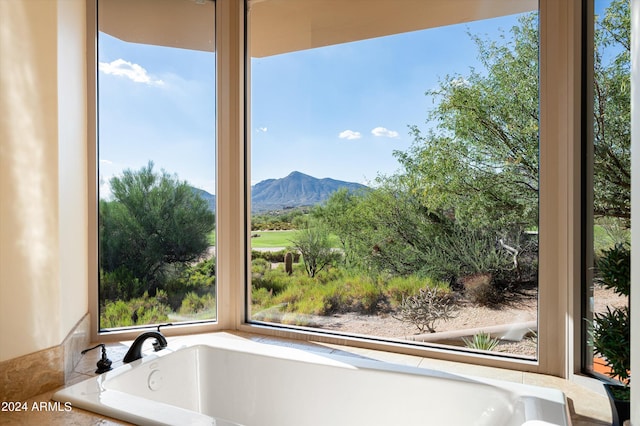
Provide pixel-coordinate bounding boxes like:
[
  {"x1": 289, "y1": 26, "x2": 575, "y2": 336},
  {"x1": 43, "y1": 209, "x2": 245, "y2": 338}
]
[
  {"x1": 178, "y1": 292, "x2": 216, "y2": 315},
  {"x1": 592, "y1": 306, "x2": 630, "y2": 386},
  {"x1": 253, "y1": 268, "x2": 292, "y2": 295},
  {"x1": 251, "y1": 258, "x2": 271, "y2": 276},
  {"x1": 251, "y1": 287, "x2": 275, "y2": 308},
  {"x1": 99, "y1": 268, "x2": 144, "y2": 302},
  {"x1": 422, "y1": 225, "x2": 515, "y2": 280},
  {"x1": 252, "y1": 249, "x2": 300, "y2": 263},
  {"x1": 596, "y1": 243, "x2": 630, "y2": 297},
  {"x1": 100, "y1": 293, "x2": 171, "y2": 328},
  {"x1": 386, "y1": 275, "x2": 447, "y2": 307},
  {"x1": 591, "y1": 242, "x2": 630, "y2": 390},
  {"x1": 183, "y1": 257, "x2": 216, "y2": 288},
  {"x1": 251, "y1": 271, "x2": 386, "y2": 316}
]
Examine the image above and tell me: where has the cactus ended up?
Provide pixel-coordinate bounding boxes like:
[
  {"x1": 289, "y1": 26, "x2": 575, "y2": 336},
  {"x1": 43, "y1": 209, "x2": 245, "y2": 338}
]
[{"x1": 285, "y1": 251, "x2": 293, "y2": 275}]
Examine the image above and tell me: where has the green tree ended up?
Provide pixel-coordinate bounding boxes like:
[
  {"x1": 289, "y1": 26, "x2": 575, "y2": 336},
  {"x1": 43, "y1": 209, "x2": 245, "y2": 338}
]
[
  {"x1": 290, "y1": 220, "x2": 339, "y2": 278},
  {"x1": 593, "y1": 0, "x2": 630, "y2": 223},
  {"x1": 312, "y1": 188, "x2": 372, "y2": 269},
  {"x1": 100, "y1": 162, "x2": 215, "y2": 295},
  {"x1": 396, "y1": 13, "x2": 540, "y2": 229},
  {"x1": 396, "y1": 2, "x2": 629, "y2": 228}
]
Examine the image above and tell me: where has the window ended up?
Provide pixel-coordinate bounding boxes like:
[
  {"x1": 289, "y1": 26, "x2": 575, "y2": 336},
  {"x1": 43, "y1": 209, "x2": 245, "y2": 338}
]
[
  {"x1": 583, "y1": 0, "x2": 630, "y2": 385},
  {"x1": 247, "y1": 1, "x2": 540, "y2": 358},
  {"x1": 96, "y1": 0, "x2": 217, "y2": 330}
]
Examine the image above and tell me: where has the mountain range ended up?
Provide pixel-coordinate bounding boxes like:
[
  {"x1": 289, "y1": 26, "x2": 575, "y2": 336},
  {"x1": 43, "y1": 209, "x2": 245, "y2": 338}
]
[{"x1": 193, "y1": 171, "x2": 367, "y2": 213}]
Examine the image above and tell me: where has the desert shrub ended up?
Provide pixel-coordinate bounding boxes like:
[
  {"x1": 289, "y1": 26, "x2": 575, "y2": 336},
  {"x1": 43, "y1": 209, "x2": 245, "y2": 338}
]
[
  {"x1": 100, "y1": 300, "x2": 134, "y2": 328},
  {"x1": 314, "y1": 266, "x2": 345, "y2": 285},
  {"x1": 256, "y1": 272, "x2": 384, "y2": 316},
  {"x1": 99, "y1": 267, "x2": 144, "y2": 302},
  {"x1": 252, "y1": 249, "x2": 300, "y2": 263},
  {"x1": 386, "y1": 275, "x2": 447, "y2": 307},
  {"x1": 252, "y1": 268, "x2": 291, "y2": 295},
  {"x1": 392, "y1": 287, "x2": 459, "y2": 333},
  {"x1": 422, "y1": 225, "x2": 515, "y2": 281},
  {"x1": 251, "y1": 287, "x2": 275, "y2": 309},
  {"x1": 251, "y1": 258, "x2": 271, "y2": 277},
  {"x1": 160, "y1": 258, "x2": 217, "y2": 310},
  {"x1": 290, "y1": 221, "x2": 341, "y2": 277},
  {"x1": 183, "y1": 257, "x2": 216, "y2": 288},
  {"x1": 462, "y1": 331, "x2": 500, "y2": 351},
  {"x1": 100, "y1": 293, "x2": 171, "y2": 328},
  {"x1": 458, "y1": 273, "x2": 506, "y2": 307},
  {"x1": 179, "y1": 291, "x2": 216, "y2": 315},
  {"x1": 333, "y1": 276, "x2": 384, "y2": 313},
  {"x1": 274, "y1": 285, "x2": 309, "y2": 311}
]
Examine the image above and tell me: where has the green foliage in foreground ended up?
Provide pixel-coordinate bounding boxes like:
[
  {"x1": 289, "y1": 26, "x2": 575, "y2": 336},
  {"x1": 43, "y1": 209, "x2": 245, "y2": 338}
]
[
  {"x1": 100, "y1": 162, "x2": 215, "y2": 296},
  {"x1": 250, "y1": 262, "x2": 447, "y2": 321},
  {"x1": 591, "y1": 240, "x2": 630, "y2": 390},
  {"x1": 100, "y1": 257, "x2": 217, "y2": 328},
  {"x1": 101, "y1": 293, "x2": 171, "y2": 328},
  {"x1": 290, "y1": 221, "x2": 341, "y2": 277}
]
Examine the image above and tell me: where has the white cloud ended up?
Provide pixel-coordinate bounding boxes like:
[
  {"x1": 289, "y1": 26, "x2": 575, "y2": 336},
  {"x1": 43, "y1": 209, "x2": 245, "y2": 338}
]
[
  {"x1": 257, "y1": 127, "x2": 268, "y2": 133},
  {"x1": 371, "y1": 127, "x2": 399, "y2": 138},
  {"x1": 99, "y1": 159, "x2": 113, "y2": 165},
  {"x1": 99, "y1": 59, "x2": 164, "y2": 86},
  {"x1": 339, "y1": 130, "x2": 362, "y2": 140}
]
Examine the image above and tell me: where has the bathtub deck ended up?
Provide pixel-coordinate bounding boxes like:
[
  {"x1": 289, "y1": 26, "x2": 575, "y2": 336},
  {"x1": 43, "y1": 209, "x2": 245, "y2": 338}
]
[{"x1": 3, "y1": 331, "x2": 612, "y2": 426}]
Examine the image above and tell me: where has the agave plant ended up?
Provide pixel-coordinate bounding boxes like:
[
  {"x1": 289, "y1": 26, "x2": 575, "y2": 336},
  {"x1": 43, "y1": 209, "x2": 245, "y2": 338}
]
[{"x1": 462, "y1": 331, "x2": 500, "y2": 351}]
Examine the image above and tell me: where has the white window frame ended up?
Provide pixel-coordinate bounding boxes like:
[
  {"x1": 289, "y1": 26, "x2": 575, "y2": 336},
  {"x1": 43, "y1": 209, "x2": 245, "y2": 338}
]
[{"x1": 89, "y1": 0, "x2": 584, "y2": 379}]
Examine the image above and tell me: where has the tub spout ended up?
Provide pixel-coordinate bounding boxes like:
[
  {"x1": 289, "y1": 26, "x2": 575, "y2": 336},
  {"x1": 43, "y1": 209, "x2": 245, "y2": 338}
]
[{"x1": 123, "y1": 331, "x2": 168, "y2": 363}]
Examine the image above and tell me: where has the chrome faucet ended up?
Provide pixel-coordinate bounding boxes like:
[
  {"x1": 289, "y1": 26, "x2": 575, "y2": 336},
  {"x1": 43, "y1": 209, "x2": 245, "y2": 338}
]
[{"x1": 123, "y1": 331, "x2": 168, "y2": 363}]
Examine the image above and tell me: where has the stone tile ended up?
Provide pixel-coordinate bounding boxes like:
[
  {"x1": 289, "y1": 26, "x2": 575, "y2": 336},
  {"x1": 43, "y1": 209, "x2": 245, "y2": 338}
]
[
  {"x1": 252, "y1": 335, "x2": 336, "y2": 354},
  {"x1": 73, "y1": 342, "x2": 129, "y2": 376},
  {"x1": 0, "y1": 390, "x2": 132, "y2": 425},
  {"x1": 417, "y1": 356, "x2": 525, "y2": 383},
  {"x1": 523, "y1": 372, "x2": 612, "y2": 425},
  {"x1": 0, "y1": 346, "x2": 64, "y2": 402},
  {"x1": 62, "y1": 314, "x2": 91, "y2": 383}
]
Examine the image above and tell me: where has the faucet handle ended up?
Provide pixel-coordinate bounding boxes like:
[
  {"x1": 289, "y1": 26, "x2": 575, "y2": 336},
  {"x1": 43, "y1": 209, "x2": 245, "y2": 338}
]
[{"x1": 156, "y1": 323, "x2": 172, "y2": 333}]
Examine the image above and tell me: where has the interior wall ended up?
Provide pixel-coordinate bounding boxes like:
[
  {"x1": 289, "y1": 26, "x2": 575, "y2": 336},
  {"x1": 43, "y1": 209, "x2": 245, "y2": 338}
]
[
  {"x1": 0, "y1": 0, "x2": 88, "y2": 362},
  {"x1": 57, "y1": 0, "x2": 88, "y2": 343}
]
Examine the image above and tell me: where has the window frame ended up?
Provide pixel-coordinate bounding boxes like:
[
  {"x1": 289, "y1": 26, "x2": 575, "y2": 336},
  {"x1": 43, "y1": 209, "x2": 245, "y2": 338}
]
[
  {"x1": 88, "y1": 0, "x2": 585, "y2": 379},
  {"x1": 87, "y1": 0, "x2": 228, "y2": 341}
]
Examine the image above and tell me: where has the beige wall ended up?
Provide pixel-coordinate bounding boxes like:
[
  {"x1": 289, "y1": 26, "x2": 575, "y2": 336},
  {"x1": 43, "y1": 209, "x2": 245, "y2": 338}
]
[{"x1": 0, "y1": 0, "x2": 87, "y2": 362}]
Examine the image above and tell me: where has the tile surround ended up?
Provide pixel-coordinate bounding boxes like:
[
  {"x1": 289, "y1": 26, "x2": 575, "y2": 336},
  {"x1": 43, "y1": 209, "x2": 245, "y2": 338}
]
[
  {"x1": 0, "y1": 346, "x2": 64, "y2": 402},
  {"x1": 0, "y1": 314, "x2": 90, "y2": 402}
]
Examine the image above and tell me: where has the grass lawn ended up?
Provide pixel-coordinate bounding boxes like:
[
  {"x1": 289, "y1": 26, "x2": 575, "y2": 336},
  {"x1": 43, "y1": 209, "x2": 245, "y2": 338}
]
[
  {"x1": 209, "y1": 229, "x2": 341, "y2": 249},
  {"x1": 250, "y1": 230, "x2": 297, "y2": 248}
]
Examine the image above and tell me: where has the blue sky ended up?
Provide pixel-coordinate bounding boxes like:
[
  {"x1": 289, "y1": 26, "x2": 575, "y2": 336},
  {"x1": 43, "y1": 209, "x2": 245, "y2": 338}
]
[{"x1": 98, "y1": 11, "x2": 529, "y2": 197}]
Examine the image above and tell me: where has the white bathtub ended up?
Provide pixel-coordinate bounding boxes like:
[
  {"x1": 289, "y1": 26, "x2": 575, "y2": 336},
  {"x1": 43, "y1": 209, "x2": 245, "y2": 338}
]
[{"x1": 53, "y1": 334, "x2": 570, "y2": 426}]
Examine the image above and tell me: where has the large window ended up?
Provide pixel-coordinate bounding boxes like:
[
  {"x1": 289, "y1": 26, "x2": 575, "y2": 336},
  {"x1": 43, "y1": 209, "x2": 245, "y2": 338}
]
[
  {"x1": 247, "y1": 1, "x2": 540, "y2": 358},
  {"x1": 97, "y1": 0, "x2": 217, "y2": 330},
  {"x1": 583, "y1": 0, "x2": 630, "y2": 387}
]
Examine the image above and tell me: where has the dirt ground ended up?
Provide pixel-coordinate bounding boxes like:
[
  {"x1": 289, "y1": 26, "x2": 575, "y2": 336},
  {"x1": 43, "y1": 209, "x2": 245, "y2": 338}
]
[{"x1": 288, "y1": 284, "x2": 627, "y2": 358}]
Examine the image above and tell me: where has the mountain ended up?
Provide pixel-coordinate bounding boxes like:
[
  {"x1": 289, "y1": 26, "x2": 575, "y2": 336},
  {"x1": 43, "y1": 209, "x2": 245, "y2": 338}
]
[
  {"x1": 251, "y1": 171, "x2": 367, "y2": 212},
  {"x1": 192, "y1": 171, "x2": 368, "y2": 213},
  {"x1": 191, "y1": 187, "x2": 216, "y2": 212}
]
